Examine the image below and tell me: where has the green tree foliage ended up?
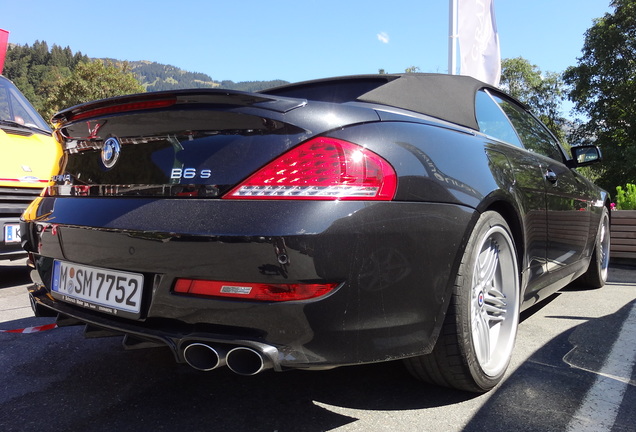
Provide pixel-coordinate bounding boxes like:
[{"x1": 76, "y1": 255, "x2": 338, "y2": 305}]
[
  {"x1": 44, "y1": 60, "x2": 145, "y2": 119},
  {"x1": 5, "y1": 41, "x2": 290, "y2": 121},
  {"x1": 125, "y1": 61, "x2": 220, "y2": 91},
  {"x1": 4, "y1": 41, "x2": 88, "y2": 115},
  {"x1": 5, "y1": 42, "x2": 144, "y2": 120},
  {"x1": 499, "y1": 57, "x2": 566, "y2": 142},
  {"x1": 615, "y1": 183, "x2": 636, "y2": 210},
  {"x1": 563, "y1": 0, "x2": 636, "y2": 193}
]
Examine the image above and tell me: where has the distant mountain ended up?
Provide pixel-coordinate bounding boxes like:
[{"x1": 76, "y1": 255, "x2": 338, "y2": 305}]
[
  {"x1": 4, "y1": 41, "x2": 291, "y2": 120},
  {"x1": 219, "y1": 79, "x2": 290, "y2": 92},
  {"x1": 111, "y1": 59, "x2": 289, "y2": 92}
]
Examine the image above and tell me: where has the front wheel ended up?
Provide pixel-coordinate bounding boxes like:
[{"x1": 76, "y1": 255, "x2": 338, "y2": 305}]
[{"x1": 405, "y1": 211, "x2": 520, "y2": 393}]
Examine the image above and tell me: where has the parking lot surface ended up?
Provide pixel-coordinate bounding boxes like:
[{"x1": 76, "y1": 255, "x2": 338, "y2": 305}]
[{"x1": 1, "y1": 260, "x2": 635, "y2": 432}]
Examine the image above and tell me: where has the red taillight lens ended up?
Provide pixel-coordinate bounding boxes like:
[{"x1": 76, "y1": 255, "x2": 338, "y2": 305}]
[
  {"x1": 224, "y1": 137, "x2": 397, "y2": 200},
  {"x1": 174, "y1": 279, "x2": 339, "y2": 302}
]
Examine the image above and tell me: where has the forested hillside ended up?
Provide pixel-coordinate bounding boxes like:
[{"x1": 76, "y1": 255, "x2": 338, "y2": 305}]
[
  {"x1": 121, "y1": 60, "x2": 288, "y2": 92},
  {"x1": 3, "y1": 41, "x2": 89, "y2": 114},
  {"x1": 3, "y1": 41, "x2": 289, "y2": 117}
]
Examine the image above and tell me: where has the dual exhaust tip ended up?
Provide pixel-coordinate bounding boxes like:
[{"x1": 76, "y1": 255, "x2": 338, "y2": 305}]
[{"x1": 183, "y1": 342, "x2": 272, "y2": 376}]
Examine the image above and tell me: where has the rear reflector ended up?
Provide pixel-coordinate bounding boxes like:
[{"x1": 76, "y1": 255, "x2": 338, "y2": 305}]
[
  {"x1": 224, "y1": 137, "x2": 397, "y2": 200},
  {"x1": 173, "y1": 279, "x2": 339, "y2": 302}
]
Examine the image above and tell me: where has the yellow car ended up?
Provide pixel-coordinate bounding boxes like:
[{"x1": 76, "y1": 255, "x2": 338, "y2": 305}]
[{"x1": 0, "y1": 75, "x2": 61, "y2": 260}]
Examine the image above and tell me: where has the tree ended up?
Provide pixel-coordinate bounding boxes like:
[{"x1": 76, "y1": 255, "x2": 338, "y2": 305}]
[
  {"x1": 4, "y1": 42, "x2": 90, "y2": 117},
  {"x1": 50, "y1": 44, "x2": 70, "y2": 68},
  {"x1": 31, "y1": 40, "x2": 50, "y2": 65},
  {"x1": 44, "y1": 60, "x2": 145, "y2": 120},
  {"x1": 499, "y1": 57, "x2": 566, "y2": 142},
  {"x1": 563, "y1": 0, "x2": 636, "y2": 193}
]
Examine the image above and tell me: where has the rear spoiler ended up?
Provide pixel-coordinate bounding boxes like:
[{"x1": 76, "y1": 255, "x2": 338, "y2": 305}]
[{"x1": 52, "y1": 89, "x2": 307, "y2": 125}]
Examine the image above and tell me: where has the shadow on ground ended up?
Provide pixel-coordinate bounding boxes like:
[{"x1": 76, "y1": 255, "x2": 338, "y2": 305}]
[{"x1": 1, "y1": 264, "x2": 634, "y2": 432}]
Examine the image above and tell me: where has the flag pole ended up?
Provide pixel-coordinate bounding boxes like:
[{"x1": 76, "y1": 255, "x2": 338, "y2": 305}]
[{"x1": 448, "y1": 0, "x2": 458, "y2": 75}]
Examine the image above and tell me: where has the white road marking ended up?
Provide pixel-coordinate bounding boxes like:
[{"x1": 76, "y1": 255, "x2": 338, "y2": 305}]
[{"x1": 566, "y1": 302, "x2": 636, "y2": 431}]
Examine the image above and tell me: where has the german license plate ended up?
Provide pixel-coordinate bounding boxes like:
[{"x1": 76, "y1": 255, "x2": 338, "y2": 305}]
[
  {"x1": 51, "y1": 260, "x2": 144, "y2": 317},
  {"x1": 3, "y1": 224, "x2": 20, "y2": 243}
]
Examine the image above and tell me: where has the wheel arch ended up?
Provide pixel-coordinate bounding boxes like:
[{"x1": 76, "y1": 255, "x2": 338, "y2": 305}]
[{"x1": 479, "y1": 196, "x2": 525, "y2": 275}]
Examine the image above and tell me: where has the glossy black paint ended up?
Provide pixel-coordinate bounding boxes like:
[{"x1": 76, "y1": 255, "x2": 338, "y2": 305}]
[
  {"x1": 22, "y1": 75, "x2": 608, "y2": 371},
  {"x1": 51, "y1": 97, "x2": 379, "y2": 198},
  {"x1": 25, "y1": 198, "x2": 473, "y2": 366}
]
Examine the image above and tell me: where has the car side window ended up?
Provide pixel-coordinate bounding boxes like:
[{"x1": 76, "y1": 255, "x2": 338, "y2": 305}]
[
  {"x1": 490, "y1": 93, "x2": 563, "y2": 161},
  {"x1": 475, "y1": 90, "x2": 523, "y2": 147}
]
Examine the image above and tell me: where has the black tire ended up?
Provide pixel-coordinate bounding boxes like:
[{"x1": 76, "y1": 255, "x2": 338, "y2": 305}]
[
  {"x1": 405, "y1": 211, "x2": 520, "y2": 393},
  {"x1": 577, "y1": 207, "x2": 610, "y2": 289}
]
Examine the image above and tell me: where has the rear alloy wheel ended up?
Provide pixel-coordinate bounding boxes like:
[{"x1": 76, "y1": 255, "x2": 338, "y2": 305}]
[
  {"x1": 405, "y1": 211, "x2": 520, "y2": 392},
  {"x1": 577, "y1": 207, "x2": 610, "y2": 289}
]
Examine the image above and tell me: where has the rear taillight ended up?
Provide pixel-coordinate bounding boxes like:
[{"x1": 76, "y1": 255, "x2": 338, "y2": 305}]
[
  {"x1": 224, "y1": 137, "x2": 397, "y2": 200},
  {"x1": 173, "y1": 279, "x2": 339, "y2": 302}
]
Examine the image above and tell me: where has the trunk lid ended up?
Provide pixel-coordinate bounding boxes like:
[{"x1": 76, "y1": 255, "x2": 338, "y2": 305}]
[{"x1": 50, "y1": 89, "x2": 379, "y2": 198}]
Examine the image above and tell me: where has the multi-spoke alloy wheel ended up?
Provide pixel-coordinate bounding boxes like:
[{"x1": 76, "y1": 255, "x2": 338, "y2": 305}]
[
  {"x1": 598, "y1": 210, "x2": 611, "y2": 281},
  {"x1": 405, "y1": 211, "x2": 520, "y2": 392},
  {"x1": 470, "y1": 224, "x2": 519, "y2": 378}
]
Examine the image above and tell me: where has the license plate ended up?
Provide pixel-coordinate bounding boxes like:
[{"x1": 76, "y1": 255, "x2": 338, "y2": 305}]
[
  {"x1": 51, "y1": 260, "x2": 144, "y2": 317},
  {"x1": 4, "y1": 224, "x2": 20, "y2": 243}
]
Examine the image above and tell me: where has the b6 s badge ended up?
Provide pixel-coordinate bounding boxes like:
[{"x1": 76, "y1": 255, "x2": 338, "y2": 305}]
[{"x1": 170, "y1": 168, "x2": 212, "y2": 180}]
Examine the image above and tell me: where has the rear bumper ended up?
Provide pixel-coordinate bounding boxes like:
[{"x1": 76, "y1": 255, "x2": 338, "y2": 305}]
[{"x1": 23, "y1": 197, "x2": 475, "y2": 369}]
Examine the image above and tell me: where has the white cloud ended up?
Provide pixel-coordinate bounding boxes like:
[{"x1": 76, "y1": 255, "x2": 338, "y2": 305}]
[{"x1": 377, "y1": 32, "x2": 389, "y2": 44}]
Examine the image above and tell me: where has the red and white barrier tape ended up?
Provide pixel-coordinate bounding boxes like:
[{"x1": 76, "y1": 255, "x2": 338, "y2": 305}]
[{"x1": 0, "y1": 323, "x2": 58, "y2": 333}]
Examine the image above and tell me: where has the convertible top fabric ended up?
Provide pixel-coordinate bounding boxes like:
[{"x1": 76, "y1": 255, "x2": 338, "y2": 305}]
[{"x1": 263, "y1": 73, "x2": 499, "y2": 130}]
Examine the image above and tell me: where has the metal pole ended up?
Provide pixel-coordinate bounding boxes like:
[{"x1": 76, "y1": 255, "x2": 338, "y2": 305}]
[{"x1": 448, "y1": 0, "x2": 458, "y2": 75}]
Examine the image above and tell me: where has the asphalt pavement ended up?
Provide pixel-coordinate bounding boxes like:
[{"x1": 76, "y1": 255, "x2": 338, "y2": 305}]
[{"x1": 1, "y1": 259, "x2": 635, "y2": 432}]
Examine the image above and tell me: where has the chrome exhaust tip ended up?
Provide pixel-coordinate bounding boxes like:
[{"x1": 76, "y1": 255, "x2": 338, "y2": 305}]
[
  {"x1": 226, "y1": 346, "x2": 272, "y2": 376},
  {"x1": 183, "y1": 343, "x2": 226, "y2": 371}
]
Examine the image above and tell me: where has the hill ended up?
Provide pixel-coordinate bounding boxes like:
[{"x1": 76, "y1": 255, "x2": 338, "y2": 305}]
[
  {"x1": 3, "y1": 41, "x2": 290, "y2": 118},
  {"x1": 117, "y1": 59, "x2": 289, "y2": 92}
]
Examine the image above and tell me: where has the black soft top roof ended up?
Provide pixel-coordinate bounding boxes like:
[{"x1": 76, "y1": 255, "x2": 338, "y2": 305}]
[{"x1": 263, "y1": 73, "x2": 499, "y2": 130}]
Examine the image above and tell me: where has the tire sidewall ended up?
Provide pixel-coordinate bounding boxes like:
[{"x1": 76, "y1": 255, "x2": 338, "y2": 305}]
[
  {"x1": 596, "y1": 208, "x2": 610, "y2": 283},
  {"x1": 581, "y1": 206, "x2": 610, "y2": 289},
  {"x1": 455, "y1": 211, "x2": 520, "y2": 391}
]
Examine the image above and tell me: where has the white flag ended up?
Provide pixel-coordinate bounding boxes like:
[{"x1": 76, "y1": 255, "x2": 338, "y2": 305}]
[{"x1": 457, "y1": 0, "x2": 501, "y2": 86}]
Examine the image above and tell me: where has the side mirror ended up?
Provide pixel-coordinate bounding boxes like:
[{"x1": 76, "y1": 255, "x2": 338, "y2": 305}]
[{"x1": 567, "y1": 145, "x2": 602, "y2": 168}]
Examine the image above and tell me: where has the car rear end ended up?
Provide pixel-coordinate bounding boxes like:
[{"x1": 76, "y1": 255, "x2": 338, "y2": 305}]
[{"x1": 22, "y1": 86, "x2": 475, "y2": 373}]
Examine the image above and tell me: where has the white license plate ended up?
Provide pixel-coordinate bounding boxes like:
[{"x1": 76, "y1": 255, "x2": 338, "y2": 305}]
[
  {"x1": 4, "y1": 224, "x2": 20, "y2": 243},
  {"x1": 51, "y1": 260, "x2": 144, "y2": 317}
]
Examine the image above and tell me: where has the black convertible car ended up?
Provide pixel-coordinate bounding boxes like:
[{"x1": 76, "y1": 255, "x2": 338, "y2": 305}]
[{"x1": 21, "y1": 74, "x2": 609, "y2": 393}]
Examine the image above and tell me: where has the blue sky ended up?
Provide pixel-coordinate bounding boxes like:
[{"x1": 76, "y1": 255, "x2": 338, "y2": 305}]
[{"x1": 2, "y1": 0, "x2": 611, "y2": 83}]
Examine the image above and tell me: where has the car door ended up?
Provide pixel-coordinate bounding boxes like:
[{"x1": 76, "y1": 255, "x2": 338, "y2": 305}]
[
  {"x1": 492, "y1": 94, "x2": 593, "y2": 273},
  {"x1": 475, "y1": 90, "x2": 549, "y2": 291}
]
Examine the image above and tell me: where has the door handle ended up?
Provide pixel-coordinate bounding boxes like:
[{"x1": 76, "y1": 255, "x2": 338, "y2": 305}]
[{"x1": 545, "y1": 169, "x2": 558, "y2": 184}]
